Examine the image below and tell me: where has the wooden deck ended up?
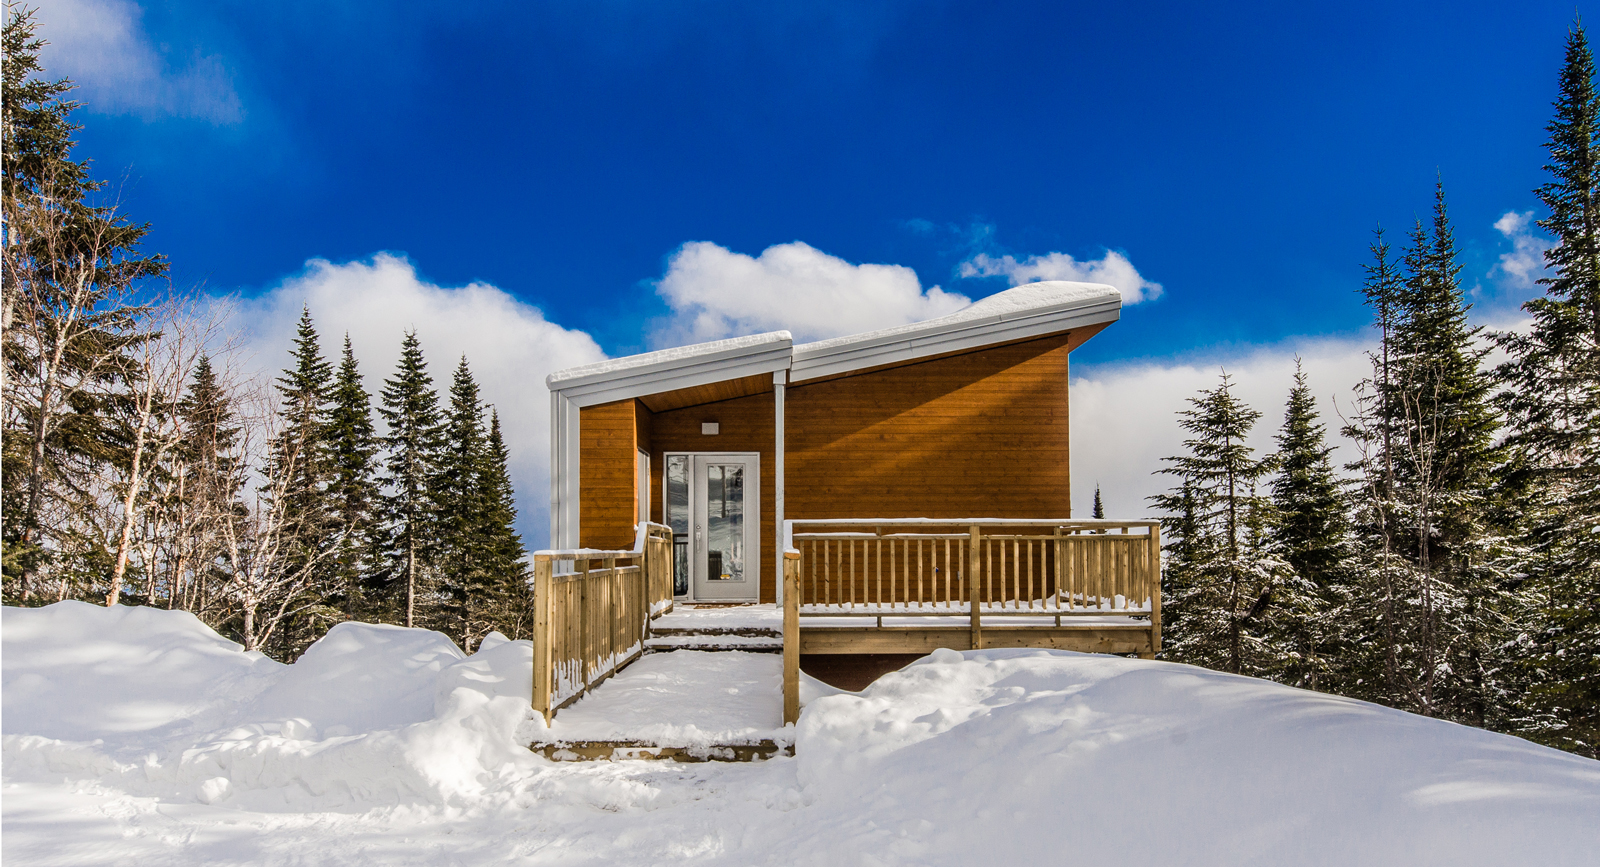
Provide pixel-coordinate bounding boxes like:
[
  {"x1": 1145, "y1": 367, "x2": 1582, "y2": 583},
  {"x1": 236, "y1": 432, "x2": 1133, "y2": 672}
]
[
  {"x1": 530, "y1": 518, "x2": 1163, "y2": 743},
  {"x1": 781, "y1": 518, "x2": 1162, "y2": 723}
]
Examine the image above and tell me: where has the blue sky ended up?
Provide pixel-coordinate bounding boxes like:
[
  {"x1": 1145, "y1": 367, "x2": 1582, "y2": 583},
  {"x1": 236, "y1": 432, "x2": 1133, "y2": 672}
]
[{"x1": 34, "y1": 0, "x2": 1583, "y2": 540}]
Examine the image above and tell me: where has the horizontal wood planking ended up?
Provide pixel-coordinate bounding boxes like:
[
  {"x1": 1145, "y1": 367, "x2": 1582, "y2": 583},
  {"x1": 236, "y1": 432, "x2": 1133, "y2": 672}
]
[
  {"x1": 646, "y1": 390, "x2": 778, "y2": 601},
  {"x1": 579, "y1": 400, "x2": 641, "y2": 551},
  {"x1": 786, "y1": 334, "x2": 1073, "y2": 522}
]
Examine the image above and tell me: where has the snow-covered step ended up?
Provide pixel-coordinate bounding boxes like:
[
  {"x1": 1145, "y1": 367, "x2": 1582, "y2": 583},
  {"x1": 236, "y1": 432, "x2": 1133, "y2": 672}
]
[
  {"x1": 531, "y1": 650, "x2": 791, "y2": 762},
  {"x1": 646, "y1": 603, "x2": 783, "y2": 653},
  {"x1": 645, "y1": 631, "x2": 782, "y2": 653}
]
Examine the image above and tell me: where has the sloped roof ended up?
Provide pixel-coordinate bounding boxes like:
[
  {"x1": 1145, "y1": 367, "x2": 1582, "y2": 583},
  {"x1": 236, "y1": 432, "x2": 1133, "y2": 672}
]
[
  {"x1": 789, "y1": 281, "x2": 1120, "y2": 382},
  {"x1": 545, "y1": 281, "x2": 1120, "y2": 404}
]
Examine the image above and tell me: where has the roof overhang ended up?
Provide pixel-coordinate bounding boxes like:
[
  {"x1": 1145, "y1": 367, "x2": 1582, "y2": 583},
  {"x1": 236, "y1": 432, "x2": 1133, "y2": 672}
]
[
  {"x1": 544, "y1": 281, "x2": 1122, "y2": 405},
  {"x1": 546, "y1": 331, "x2": 792, "y2": 408},
  {"x1": 788, "y1": 283, "x2": 1121, "y2": 383}
]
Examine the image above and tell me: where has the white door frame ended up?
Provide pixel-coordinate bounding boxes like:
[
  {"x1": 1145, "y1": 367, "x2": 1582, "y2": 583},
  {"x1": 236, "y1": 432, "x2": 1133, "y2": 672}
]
[{"x1": 664, "y1": 451, "x2": 761, "y2": 602}]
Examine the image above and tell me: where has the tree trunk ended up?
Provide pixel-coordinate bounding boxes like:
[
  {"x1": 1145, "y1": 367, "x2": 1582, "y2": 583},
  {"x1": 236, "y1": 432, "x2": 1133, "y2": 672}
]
[
  {"x1": 406, "y1": 542, "x2": 416, "y2": 628},
  {"x1": 108, "y1": 422, "x2": 150, "y2": 605}
]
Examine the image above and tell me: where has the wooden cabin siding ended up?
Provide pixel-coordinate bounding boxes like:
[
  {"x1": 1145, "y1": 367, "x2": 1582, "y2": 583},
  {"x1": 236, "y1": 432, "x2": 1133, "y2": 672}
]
[
  {"x1": 785, "y1": 333, "x2": 1072, "y2": 520},
  {"x1": 647, "y1": 391, "x2": 778, "y2": 602},
  {"x1": 578, "y1": 400, "x2": 640, "y2": 551}
]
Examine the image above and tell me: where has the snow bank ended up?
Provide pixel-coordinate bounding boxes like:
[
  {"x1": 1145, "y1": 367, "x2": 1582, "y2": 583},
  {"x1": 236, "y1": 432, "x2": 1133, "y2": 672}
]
[
  {"x1": 2, "y1": 603, "x2": 539, "y2": 809},
  {"x1": 790, "y1": 648, "x2": 1600, "y2": 865},
  {"x1": 6, "y1": 603, "x2": 1599, "y2": 866}
]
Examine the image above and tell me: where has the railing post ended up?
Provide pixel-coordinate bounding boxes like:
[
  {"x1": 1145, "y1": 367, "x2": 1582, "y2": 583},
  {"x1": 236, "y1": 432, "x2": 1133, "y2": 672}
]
[
  {"x1": 783, "y1": 550, "x2": 801, "y2": 725},
  {"x1": 968, "y1": 524, "x2": 982, "y2": 651},
  {"x1": 1148, "y1": 524, "x2": 1163, "y2": 658},
  {"x1": 532, "y1": 555, "x2": 554, "y2": 724},
  {"x1": 579, "y1": 558, "x2": 592, "y2": 693}
]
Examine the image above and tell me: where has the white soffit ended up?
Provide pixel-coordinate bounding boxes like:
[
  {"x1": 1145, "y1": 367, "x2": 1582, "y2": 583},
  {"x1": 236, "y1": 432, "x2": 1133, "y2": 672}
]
[
  {"x1": 789, "y1": 281, "x2": 1121, "y2": 383},
  {"x1": 546, "y1": 331, "x2": 793, "y2": 408}
]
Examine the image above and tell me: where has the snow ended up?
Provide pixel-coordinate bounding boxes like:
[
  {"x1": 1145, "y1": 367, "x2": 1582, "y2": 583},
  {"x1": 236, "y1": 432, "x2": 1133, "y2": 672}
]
[
  {"x1": 546, "y1": 330, "x2": 791, "y2": 386},
  {"x1": 645, "y1": 634, "x2": 783, "y2": 647},
  {"x1": 7, "y1": 601, "x2": 1600, "y2": 866},
  {"x1": 650, "y1": 603, "x2": 782, "y2": 632},
  {"x1": 543, "y1": 651, "x2": 786, "y2": 747},
  {"x1": 793, "y1": 280, "x2": 1119, "y2": 355}
]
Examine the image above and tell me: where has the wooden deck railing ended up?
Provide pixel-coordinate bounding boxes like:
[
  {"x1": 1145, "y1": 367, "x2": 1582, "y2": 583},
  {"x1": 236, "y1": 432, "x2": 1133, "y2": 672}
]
[
  {"x1": 787, "y1": 519, "x2": 1161, "y2": 620},
  {"x1": 781, "y1": 518, "x2": 1162, "y2": 724},
  {"x1": 532, "y1": 523, "x2": 673, "y2": 723}
]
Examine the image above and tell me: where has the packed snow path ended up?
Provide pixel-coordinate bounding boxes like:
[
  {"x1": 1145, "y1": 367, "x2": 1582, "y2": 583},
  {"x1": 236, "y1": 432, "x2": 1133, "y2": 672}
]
[
  {"x1": 5, "y1": 601, "x2": 1600, "y2": 866},
  {"x1": 542, "y1": 650, "x2": 787, "y2": 747}
]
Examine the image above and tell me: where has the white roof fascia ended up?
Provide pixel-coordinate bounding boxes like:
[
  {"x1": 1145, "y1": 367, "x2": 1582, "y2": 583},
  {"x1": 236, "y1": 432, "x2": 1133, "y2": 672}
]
[
  {"x1": 548, "y1": 333, "x2": 793, "y2": 408},
  {"x1": 789, "y1": 293, "x2": 1120, "y2": 383}
]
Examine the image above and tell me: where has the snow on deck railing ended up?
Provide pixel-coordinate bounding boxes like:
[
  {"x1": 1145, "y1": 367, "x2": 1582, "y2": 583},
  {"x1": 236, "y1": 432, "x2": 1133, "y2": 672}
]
[
  {"x1": 779, "y1": 518, "x2": 1164, "y2": 726},
  {"x1": 531, "y1": 524, "x2": 674, "y2": 723},
  {"x1": 785, "y1": 518, "x2": 1162, "y2": 620}
]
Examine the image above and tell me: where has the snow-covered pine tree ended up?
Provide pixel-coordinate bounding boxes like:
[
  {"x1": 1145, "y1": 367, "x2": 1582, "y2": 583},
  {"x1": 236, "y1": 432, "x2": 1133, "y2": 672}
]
[
  {"x1": 325, "y1": 336, "x2": 380, "y2": 622},
  {"x1": 1267, "y1": 361, "x2": 1349, "y2": 690},
  {"x1": 1150, "y1": 373, "x2": 1299, "y2": 677},
  {"x1": 1346, "y1": 185, "x2": 1514, "y2": 724},
  {"x1": 377, "y1": 331, "x2": 444, "y2": 628},
  {"x1": 433, "y1": 357, "x2": 494, "y2": 647},
  {"x1": 1496, "y1": 19, "x2": 1600, "y2": 756},
  {"x1": 170, "y1": 355, "x2": 244, "y2": 615}
]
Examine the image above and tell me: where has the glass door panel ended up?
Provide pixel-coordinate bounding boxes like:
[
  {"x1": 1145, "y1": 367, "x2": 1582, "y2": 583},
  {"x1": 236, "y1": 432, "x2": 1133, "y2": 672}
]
[
  {"x1": 665, "y1": 455, "x2": 690, "y2": 596},
  {"x1": 667, "y1": 453, "x2": 759, "y2": 602},
  {"x1": 704, "y1": 463, "x2": 745, "y2": 582}
]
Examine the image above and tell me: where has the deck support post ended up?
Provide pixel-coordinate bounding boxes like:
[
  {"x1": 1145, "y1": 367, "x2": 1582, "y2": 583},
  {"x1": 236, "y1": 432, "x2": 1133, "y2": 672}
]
[
  {"x1": 968, "y1": 525, "x2": 982, "y2": 651},
  {"x1": 532, "y1": 555, "x2": 554, "y2": 724},
  {"x1": 783, "y1": 551, "x2": 801, "y2": 724}
]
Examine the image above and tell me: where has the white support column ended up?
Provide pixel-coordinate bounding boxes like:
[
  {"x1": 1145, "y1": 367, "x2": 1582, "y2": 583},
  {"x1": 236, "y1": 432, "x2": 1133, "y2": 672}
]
[
  {"x1": 549, "y1": 391, "x2": 583, "y2": 551},
  {"x1": 773, "y1": 369, "x2": 787, "y2": 606}
]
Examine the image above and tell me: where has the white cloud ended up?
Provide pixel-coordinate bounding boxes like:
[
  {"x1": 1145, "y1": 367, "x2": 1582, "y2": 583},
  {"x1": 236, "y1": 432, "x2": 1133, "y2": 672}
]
[
  {"x1": 232, "y1": 254, "x2": 606, "y2": 547},
  {"x1": 651, "y1": 241, "x2": 971, "y2": 345},
  {"x1": 35, "y1": 0, "x2": 242, "y2": 123},
  {"x1": 1070, "y1": 337, "x2": 1373, "y2": 520},
  {"x1": 1489, "y1": 210, "x2": 1553, "y2": 294},
  {"x1": 961, "y1": 250, "x2": 1163, "y2": 303}
]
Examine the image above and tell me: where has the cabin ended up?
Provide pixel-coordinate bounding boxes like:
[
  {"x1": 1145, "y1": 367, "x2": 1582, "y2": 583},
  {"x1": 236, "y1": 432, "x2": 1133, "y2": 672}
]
[{"x1": 533, "y1": 281, "x2": 1162, "y2": 729}]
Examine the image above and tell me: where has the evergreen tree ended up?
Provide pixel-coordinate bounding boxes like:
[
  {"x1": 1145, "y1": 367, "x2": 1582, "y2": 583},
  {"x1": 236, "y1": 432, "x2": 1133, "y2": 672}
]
[
  {"x1": 377, "y1": 331, "x2": 444, "y2": 628},
  {"x1": 1268, "y1": 362, "x2": 1349, "y2": 690},
  {"x1": 1496, "y1": 18, "x2": 1600, "y2": 755},
  {"x1": 263, "y1": 308, "x2": 337, "y2": 655},
  {"x1": 1091, "y1": 485, "x2": 1105, "y2": 520},
  {"x1": 1346, "y1": 184, "x2": 1513, "y2": 724},
  {"x1": 325, "y1": 335, "x2": 380, "y2": 621},
  {"x1": 477, "y1": 409, "x2": 530, "y2": 638},
  {"x1": 270, "y1": 308, "x2": 334, "y2": 542},
  {"x1": 434, "y1": 356, "x2": 493, "y2": 646},
  {"x1": 1, "y1": 6, "x2": 164, "y2": 603},
  {"x1": 1151, "y1": 373, "x2": 1300, "y2": 676},
  {"x1": 170, "y1": 355, "x2": 244, "y2": 614}
]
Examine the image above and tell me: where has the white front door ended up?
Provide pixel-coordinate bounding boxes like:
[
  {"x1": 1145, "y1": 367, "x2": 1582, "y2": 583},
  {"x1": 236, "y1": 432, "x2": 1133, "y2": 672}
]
[{"x1": 665, "y1": 453, "x2": 760, "y2": 602}]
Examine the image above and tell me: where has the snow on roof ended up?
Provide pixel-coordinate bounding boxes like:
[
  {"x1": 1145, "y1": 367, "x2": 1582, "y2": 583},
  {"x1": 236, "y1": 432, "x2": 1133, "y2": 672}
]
[
  {"x1": 794, "y1": 281, "x2": 1119, "y2": 356},
  {"x1": 545, "y1": 330, "x2": 792, "y2": 388},
  {"x1": 545, "y1": 280, "x2": 1121, "y2": 396}
]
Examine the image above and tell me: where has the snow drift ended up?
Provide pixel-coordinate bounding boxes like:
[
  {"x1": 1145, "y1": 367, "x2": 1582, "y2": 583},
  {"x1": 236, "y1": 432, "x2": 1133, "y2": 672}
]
[
  {"x1": 4, "y1": 601, "x2": 1599, "y2": 866},
  {"x1": 2, "y1": 601, "x2": 540, "y2": 808}
]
